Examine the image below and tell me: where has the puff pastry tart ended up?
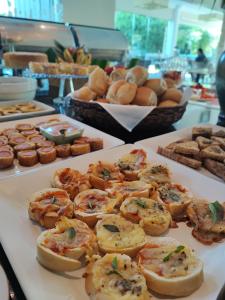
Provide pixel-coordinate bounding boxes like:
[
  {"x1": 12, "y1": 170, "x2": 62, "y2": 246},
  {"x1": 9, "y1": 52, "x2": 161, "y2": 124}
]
[
  {"x1": 85, "y1": 253, "x2": 151, "y2": 300},
  {"x1": 120, "y1": 197, "x2": 171, "y2": 236},
  {"x1": 137, "y1": 237, "x2": 203, "y2": 297},
  {"x1": 28, "y1": 188, "x2": 74, "y2": 228},
  {"x1": 52, "y1": 168, "x2": 91, "y2": 200},
  {"x1": 117, "y1": 149, "x2": 147, "y2": 181},
  {"x1": 157, "y1": 183, "x2": 192, "y2": 220},
  {"x1": 88, "y1": 161, "x2": 124, "y2": 190},
  {"x1": 96, "y1": 214, "x2": 146, "y2": 257},
  {"x1": 37, "y1": 217, "x2": 97, "y2": 272},
  {"x1": 74, "y1": 189, "x2": 121, "y2": 227},
  {"x1": 138, "y1": 164, "x2": 171, "y2": 184}
]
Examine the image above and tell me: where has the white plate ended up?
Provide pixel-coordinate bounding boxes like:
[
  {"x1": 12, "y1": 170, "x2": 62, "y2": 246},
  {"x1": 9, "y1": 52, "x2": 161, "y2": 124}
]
[
  {"x1": 0, "y1": 144, "x2": 225, "y2": 300},
  {"x1": 0, "y1": 100, "x2": 55, "y2": 122},
  {"x1": 0, "y1": 114, "x2": 124, "y2": 179},
  {"x1": 135, "y1": 123, "x2": 225, "y2": 183},
  {"x1": 0, "y1": 265, "x2": 8, "y2": 300}
]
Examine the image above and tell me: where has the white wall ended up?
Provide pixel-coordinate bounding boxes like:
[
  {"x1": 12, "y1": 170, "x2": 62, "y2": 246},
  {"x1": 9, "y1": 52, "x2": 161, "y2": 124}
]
[{"x1": 62, "y1": 0, "x2": 115, "y2": 28}]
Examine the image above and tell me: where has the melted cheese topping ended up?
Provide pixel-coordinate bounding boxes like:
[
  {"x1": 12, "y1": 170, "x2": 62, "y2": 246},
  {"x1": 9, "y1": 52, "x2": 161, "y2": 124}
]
[
  {"x1": 139, "y1": 164, "x2": 171, "y2": 184},
  {"x1": 139, "y1": 244, "x2": 198, "y2": 278},
  {"x1": 96, "y1": 215, "x2": 145, "y2": 250},
  {"x1": 117, "y1": 149, "x2": 147, "y2": 171},
  {"x1": 108, "y1": 181, "x2": 154, "y2": 197},
  {"x1": 88, "y1": 161, "x2": 124, "y2": 181},
  {"x1": 158, "y1": 183, "x2": 190, "y2": 204},
  {"x1": 90, "y1": 254, "x2": 148, "y2": 300}
]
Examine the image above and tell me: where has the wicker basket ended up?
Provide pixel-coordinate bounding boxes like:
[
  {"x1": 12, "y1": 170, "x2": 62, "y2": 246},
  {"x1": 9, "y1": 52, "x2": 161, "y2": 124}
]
[{"x1": 66, "y1": 98, "x2": 187, "y2": 132}]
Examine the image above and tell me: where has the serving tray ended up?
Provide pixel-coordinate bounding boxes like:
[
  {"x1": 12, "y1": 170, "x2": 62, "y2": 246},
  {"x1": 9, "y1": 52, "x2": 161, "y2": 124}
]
[
  {"x1": 0, "y1": 114, "x2": 124, "y2": 179},
  {"x1": 0, "y1": 144, "x2": 224, "y2": 300},
  {"x1": 135, "y1": 123, "x2": 225, "y2": 183}
]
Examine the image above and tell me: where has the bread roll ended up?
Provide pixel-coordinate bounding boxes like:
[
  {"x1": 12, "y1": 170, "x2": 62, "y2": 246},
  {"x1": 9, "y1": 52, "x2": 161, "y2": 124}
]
[
  {"x1": 144, "y1": 78, "x2": 167, "y2": 96},
  {"x1": 88, "y1": 67, "x2": 109, "y2": 96},
  {"x1": 110, "y1": 68, "x2": 127, "y2": 82},
  {"x1": 106, "y1": 80, "x2": 137, "y2": 105},
  {"x1": 159, "y1": 100, "x2": 178, "y2": 107},
  {"x1": 164, "y1": 78, "x2": 176, "y2": 88},
  {"x1": 160, "y1": 88, "x2": 183, "y2": 103},
  {"x1": 73, "y1": 86, "x2": 96, "y2": 101},
  {"x1": 126, "y1": 66, "x2": 148, "y2": 86},
  {"x1": 132, "y1": 87, "x2": 157, "y2": 106}
]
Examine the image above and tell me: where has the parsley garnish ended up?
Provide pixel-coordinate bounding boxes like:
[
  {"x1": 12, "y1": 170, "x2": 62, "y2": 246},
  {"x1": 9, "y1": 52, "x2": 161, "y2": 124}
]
[
  {"x1": 103, "y1": 224, "x2": 120, "y2": 232},
  {"x1": 67, "y1": 227, "x2": 76, "y2": 240},
  {"x1": 163, "y1": 245, "x2": 185, "y2": 262},
  {"x1": 106, "y1": 256, "x2": 121, "y2": 276},
  {"x1": 209, "y1": 201, "x2": 224, "y2": 224},
  {"x1": 135, "y1": 199, "x2": 147, "y2": 209},
  {"x1": 101, "y1": 168, "x2": 111, "y2": 179}
]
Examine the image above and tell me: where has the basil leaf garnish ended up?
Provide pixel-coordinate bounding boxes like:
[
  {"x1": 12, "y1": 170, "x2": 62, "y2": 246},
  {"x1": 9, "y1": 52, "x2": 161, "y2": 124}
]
[
  {"x1": 163, "y1": 245, "x2": 185, "y2": 262},
  {"x1": 101, "y1": 168, "x2": 111, "y2": 179},
  {"x1": 112, "y1": 256, "x2": 118, "y2": 270},
  {"x1": 103, "y1": 224, "x2": 120, "y2": 232},
  {"x1": 67, "y1": 227, "x2": 76, "y2": 239},
  {"x1": 174, "y1": 245, "x2": 185, "y2": 253},
  {"x1": 209, "y1": 201, "x2": 224, "y2": 223},
  {"x1": 135, "y1": 199, "x2": 147, "y2": 209}
]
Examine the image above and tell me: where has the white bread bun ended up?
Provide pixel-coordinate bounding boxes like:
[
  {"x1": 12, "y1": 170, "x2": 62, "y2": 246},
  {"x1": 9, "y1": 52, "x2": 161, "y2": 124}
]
[
  {"x1": 85, "y1": 253, "x2": 151, "y2": 300},
  {"x1": 132, "y1": 87, "x2": 157, "y2": 106},
  {"x1": 126, "y1": 66, "x2": 148, "y2": 87},
  {"x1": 74, "y1": 189, "x2": 121, "y2": 227},
  {"x1": 73, "y1": 86, "x2": 96, "y2": 101},
  {"x1": 158, "y1": 100, "x2": 178, "y2": 107},
  {"x1": 164, "y1": 78, "x2": 176, "y2": 88},
  {"x1": 110, "y1": 68, "x2": 127, "y2": 82},
  {"x1": 106, "y1": 80, "x2": 137, "y2": 105},
  {"x1": 96, "y1": 214, "x2": 146, "y2": 257},
  {"x1": 160, "y1": 88, "x2": 183, "y2": 103},
  {"x1": 144, "y1": 78, "x2": 167, "y2": 96},
  {"x1": 120, "y1": 197, "x2": 171, "y2": 236},
  {"x1": 88, "y1": 67, "x2": 109, "y2": 96},
  {"x1": 28, "y1": 188, "x2": 74, "y2": 228},
  {"x1": 37, "y1": 217, "x2": 97, "y2": 272},
  {"x1": 137, "y1": 237, "x2": 203, "y2": 297}
]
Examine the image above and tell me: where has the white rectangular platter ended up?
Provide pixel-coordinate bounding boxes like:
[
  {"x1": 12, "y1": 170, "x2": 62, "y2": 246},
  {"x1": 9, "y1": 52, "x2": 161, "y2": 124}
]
[
  {"x1": 0, "y1": 114, "x2": 124, "y2": 179},
  {"x1": 135, "y1": 123, "x2": 225, "y2": 183},
  {"x1": 0, "y1": 100, "x2": 55, "y2": 122},
  {"x1": 0, "y1": 144, "x2": 224, "y2": 300}
]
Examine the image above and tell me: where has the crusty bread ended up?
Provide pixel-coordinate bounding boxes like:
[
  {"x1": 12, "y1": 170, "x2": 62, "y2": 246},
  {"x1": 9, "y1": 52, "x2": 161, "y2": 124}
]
[
  {"x1": 137, "y1": 237, "x2": 203, "y2": 297},
  {"x1": 158, "y1": 146, "x2": 202, "y2": 169},
  {"x1": 158, "y1": 100, "x2": 177, "y2": 107},
  {"x1": 109, "y1": 68, "x2": 127, "y2": 82},
  {"x1": 196, "y1": 136, "x2": 215, "y2": 149},
  {"x1": 144, "y1": 78, "x2": 167, "y2": 96},
  {"x1": 204, "y1": 158, "x2": 225, "y2": 181},
  {"x1": 201, "y1": 145, "x2": 225, "y2": 162},
  {"x1": 96, "y1": 214, "x2": 146, "y2": 257},
  {"x1": 85, "y1": 253, "x2": 151, "y2": 300},
  {"x1": 126, "y1": 66, "x2": 148, "y2": 87},
  {"x1": 174, "y1": 141, "x2": 200, "y2": 155},
  {"x1": 73, "y1": 86, "x2": 96, "y2": 101},
  {"x1": 107, "y1": 80, "x2": 137, "y2": 105},
  {"x1": 160, "y1": 88, "x2": 183, "y2": 103},
  {"x1": 164, "y1": 77, "x2": 176, "y2": 88},
  {"x1": 120, "y1": 197, "x2": 171, "y2": 235},
  {"x1": 88, "y1": 67, "x2": 109, "y2": 96},
  {"x1": 211, "y1": 136, "x2": 225, "y2": 150},
  {"x1": 132, "y1": 87, "x2": 157, "y2": 106}
]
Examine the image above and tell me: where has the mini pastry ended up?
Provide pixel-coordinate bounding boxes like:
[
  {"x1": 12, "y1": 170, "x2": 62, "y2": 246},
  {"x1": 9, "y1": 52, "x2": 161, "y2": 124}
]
[
  {"x1": 73, "y1": 86, "x2": 96, "y2": 101},
  {"x1": 0, "y1": 136, "x2": 8, "y2": 146},
  {"x1": 157, "y1": 183, "x2": 192, "y2": 219},
  {"x1": 160, "y1": 88, "x2": 183, "y2": 104},
  {"x1": 51, "y1": 168, "x2": 91, "y2": 200},
  {"x1": 37, "y1": 217, "x2": 97, "y2": 272},
  {"x1": 137, "y1": 237, "x2": 203, "y2": 297},
  {"x1": 70, "y1": 143, "x2": 91, "y2": 156},
  {"x1": 8, "y1": 136, "x2": 27, "y2": 146},
  {"x1": 132, "y1": 87, "x2": 157, "y2": 106},
  {"x1": 138, "y1": 164, "x2": 171, "y2": 184},
  {"x1": 20, "y1": 129, "x2": 39, "y2": 137},
  {"x1": 37, "y1": 147, "x2": 56, "y2": 164},
  {"x1": 2, "y1": 128, "x2": 19, "y2": 137},
  {"x1": 17, "y1": 150, "x2": 38, "y2": 166},
  {"x1": 27, "y1": 134, "x2": 46, "y2": 145},
  {"x1": 88, "y1": 67, "x2": 109, "y2": 96},
  {"x1": 29, "y1": 61, "x2": 44, "y2": 73},
  {"x1": 126, "y1": 66, "x2": 148, "y2": 87},
  {"x1": 88, "y1": 161, "x2": 124, "y2": 190},
  {"x1": 74, "y1": 189, "x2": 121, "y2": 227},
  {"x1": 85, "y1": 253, "x2": 151, "y2": 300},
  {"x1": 14, "y1": 142, "x2": 36, "y2": 154},
  {"x1": 73, "y1": 136, "x2": 91, "y2": 144},
  {"x1": 0, "y1": 149, "x2": 14, "y2": 169},
  {"x1": 106, "y1": 80, "x2": 137, "y2": 105},
  {"x1": 28, "y1": 188, "x2": 73, "y2": 228},
  {"x1": 16, "y1": 123, "x2": 34, "y2": 131},
  {"x1": 88, "y1": 138, "x2": 103, "y2": 151},
  {"x1": 37, "y1": 140, "x2": 55, "y2": 148},
  {"x1": 144, "y1": 78, "x2": 167, "y2": 96},
  {"x1": 117, "y1": 149, "x2": 147, "y2": 181},
  {"x1": 55, "y1": 144, "x2": 71, "y2": 158},
  {"x1": 96, "y1": 214, "x2": 146, "y2": 257},
  {"x1": 158, "y1": 100, "x2": 178, "y2": 107},
  {"x1": 120, "y1": 197, "x2": 171, "y2": 235}
]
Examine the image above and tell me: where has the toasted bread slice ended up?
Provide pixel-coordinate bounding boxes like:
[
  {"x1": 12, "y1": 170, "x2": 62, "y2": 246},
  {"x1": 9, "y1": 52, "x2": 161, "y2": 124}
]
[
  {"x1": 174, "y1": 141, "x2": 199, "y2": 155},
  {"x1": 204, "y1": 159, "x2": 225, "y2": 181},
  {"x1": 212, "y1": 129, "x2": 225, "y2": 138},
  {"x1": 85, "y1": 254, "x2": 151, "y2": 300},
  {"x1": 201, "y1": 145, "x2": 225, "y2": 162},
  {"x1": 211, "y1": 136, "x2": 225, "y2": 150},
  {"x1": 192, "y1": 127, "x2": 212, "y2": 139},
  {"x1": 158, "y1": 146, "x2": 202, "y2": 169},
  {"x1": 137, "y1": 237, "x2": 203, "y2": 297},
  {"x1": 196, "y1": 136, "x2": 216, "y2": 150},
  {"x1": 166, "y1": 139, "x2": 190, "y2": 151}
]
